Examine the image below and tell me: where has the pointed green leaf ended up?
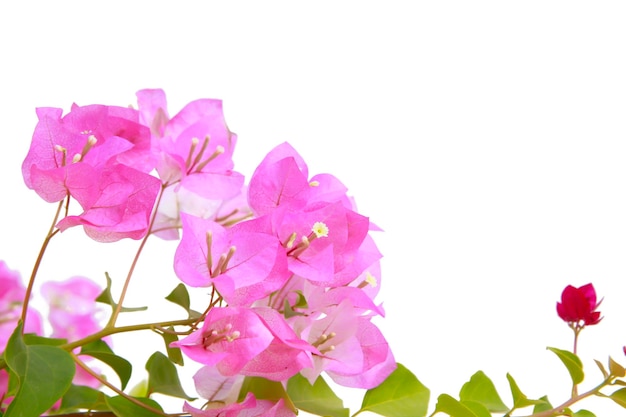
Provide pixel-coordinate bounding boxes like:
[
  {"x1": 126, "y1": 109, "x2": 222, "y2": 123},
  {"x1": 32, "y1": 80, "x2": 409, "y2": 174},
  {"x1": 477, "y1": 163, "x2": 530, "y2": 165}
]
[
  {"x1": 80, "y1": 340, "x2": 132, "y2": 390},
  {"x1": 145, "y1": 351, "x2": 195, "y2": 400},
  {"x1": 159, "y1": 327, "x2": 184, "y2": 366},
  {"x1": 165, "y1": 283, "x2": 191, "y2": 311},
  {"x1": 358, "y1": 363, "x2": 430, "y2": 417},
  {"x1": 433, "y1": 394, "x2": 490, "y2": 417},
  {"x1": 572, "y1": 410, "x2": 596, "y2": 417},
  {"x1": 4, "y1": 323, "x2": 75, "y2": 417},
  {"x1": 129, "y1": 379, "x2": 149, "y2": 398},
  {"x1": 610, "y1": 387, "x2": 626, "y2": 408},
  {"x1": 286, "y1": 373, "x2": 348, "y2": 417},
  {"x1": 239, "y1": 376, "x2": 296, "y2": 413},
  {"x1": 532, "y1": 395, "x2": 552, "y2": 413},
  {"x1": 96, "y1": 272, "x2": 147, "y2": 313},
  {"x1": 595, "y1": 359, "x2": 609, "y2": 379},
  {"x1": 59, "y1": 384, "x2": 109, "y2": 413},
  {"x1": 547, "y1": 347, "x2": 584, "y2": 385},
  {"x1": 609, "y1": 357, "x2": 626, "y2": 378},
  {"x1": 506, "y1": 373, "x2": 544, "y2": 409},
  {"x1": 104, "y1": 395, "x2": 163, "y2": 417},
  {"x1": 22, "y1": 334, "x2": 67, "y2": 346},
  {"x1": 459, "y1": 371, "x2": 508, "y2": 412}
]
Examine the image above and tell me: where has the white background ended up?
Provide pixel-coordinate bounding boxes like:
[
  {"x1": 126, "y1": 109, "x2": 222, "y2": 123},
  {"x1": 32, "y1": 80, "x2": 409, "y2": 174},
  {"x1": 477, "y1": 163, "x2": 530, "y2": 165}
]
[{"x1": 2, "y1": 2, "x2": 626, "y2": 416}]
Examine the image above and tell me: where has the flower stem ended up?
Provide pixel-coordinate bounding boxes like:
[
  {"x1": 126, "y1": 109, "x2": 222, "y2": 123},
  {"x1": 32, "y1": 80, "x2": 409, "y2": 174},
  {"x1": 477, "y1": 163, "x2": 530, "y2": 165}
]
[
  {"x1": 523, "y1": 377, "x2": 611, "y2": 417},
  {"x1": 107, "y1": 185, "x2": 165, "y2": 327},
  {"x1": 19, "y1": 200, "x2": 63, "y2": 330},
  {"x1": 71, "y1": 352, "x2": 171, "y2": 416}
]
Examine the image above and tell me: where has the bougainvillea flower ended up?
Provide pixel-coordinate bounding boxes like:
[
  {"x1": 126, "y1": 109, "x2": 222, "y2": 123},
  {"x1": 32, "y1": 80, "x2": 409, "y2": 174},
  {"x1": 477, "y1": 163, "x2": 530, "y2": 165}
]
[
  {"x1": 556, "y1": 283, "x2": 602, "y2": 326},
  {"x1": 136, "y1": 89, "x2": 243, "y2": 196},
  {"x1": 0, "y1": 261, "x2": 42, "y2": 350},
  {"x1": 192, "y1": 366, "x2": 243, "y2": 405},
  {"x1": 173, "y1": 307, "x2": 314, "y2": 380},
  {"x1": 296, "y1": 300, "x2": 394, "y2": 389},
  {"x1": 237, "y1": 307, "x2": 316, "y2": 381},
  {"x1": 56, "y1": 163, "x2": 161, "y2": 242},
  {"x1": 172, "y1": 307, "x2": 274, "y2": 374},
  {"x1": 325, "y1": 317, "x2": 396, "y2": 389},
  {"x1": 22, "y1": 104, "x2": 153, "y2": 203},
  {"x1": 183, "y1": 393, "x2": 295, "y2": 417},
  {"x1": 41, "y1": 276, "x2": 104, "y2": 341},
  {"x1": 136, "y1": 89, "x2": 245, "y2": 238},
  {"x1": 174, "y1": 213, "x2": 290, "y2": 305}
]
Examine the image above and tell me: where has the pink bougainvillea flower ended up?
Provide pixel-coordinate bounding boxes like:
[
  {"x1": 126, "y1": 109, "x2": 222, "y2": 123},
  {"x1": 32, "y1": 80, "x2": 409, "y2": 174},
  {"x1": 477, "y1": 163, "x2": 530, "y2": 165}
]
[
  {"x1": 173, "y1": 307, "x2": 314, "y2": 380},
  {"x1": 0, "y1": 261, "x2": 42, "y2": 350},
  {"x1": 174, "y1": 213, "x2": 290, "y2": 305},
  {"x1": 22, "y1": 104, "x2": 153, "y2": 203},
  {"x1": 136, "y1": 89, "x2": 244, "y2": 228},
  {"x1": 556, "y1": 283, "x2": 602, "y2": 326},
  {"x1": 172, "y1": 307, "x2": 274, "y2": 374},
  {"x1": 183, "y1": 393, "x2": 295, "y2": 417},
  {"x1": 237, "y1": 307, "x2": 316, "y2": 381},
  {"x1": 41, "y1": 276, "x2": 104, "y2": 341},
  {"x1": 296, "y1": 300, "x2": 394, "y2": 389},
  {"x1": 192, "y1": 366, "x2": 243, "y2": 405},
  {"x1": 56, "y1": 163, "x2": 161, "y2": 242}
]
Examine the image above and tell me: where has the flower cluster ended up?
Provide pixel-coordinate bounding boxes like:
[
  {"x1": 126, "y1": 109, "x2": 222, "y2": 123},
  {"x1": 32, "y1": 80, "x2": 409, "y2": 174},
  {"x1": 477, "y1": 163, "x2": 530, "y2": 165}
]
[{"x1": 7, "y1": 89, "x2": 394, "y2": 416}]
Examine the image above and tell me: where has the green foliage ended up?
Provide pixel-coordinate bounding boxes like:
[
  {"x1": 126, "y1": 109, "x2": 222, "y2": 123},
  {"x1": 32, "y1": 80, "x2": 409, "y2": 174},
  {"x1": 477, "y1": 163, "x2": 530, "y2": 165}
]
[
  {"x1": 3, "y1": 323, "x2": 75, "y2": 417},
  {"x1": 158, "y1": 327, "x2": 184, "y2": 366},
  {"x1": 357, "y1": 363, "x2": 430, "y2": 417},
  {"x1": 286, "y1": 373, "x2": 348, "y2": 417},
  {"x1": 96, "y1": 272, "x2": 148, "y2": 313},
  {"x1": 145, "y1": 351, "x2": 195, "y2": 400},
  {"x1": 79, "y1": 340, "x2": 132, "y2": 390},
  {"x1": 506, "y1": 373, "x2": 545, "y2": 410},
  {"x1": 104, "y1": 395, "x2": 163, "y2": 417},
  {"x1": 532, "y1": 395, "x2": 552, "y2": 413},
  {"x1": 571, "y1": 410, "x2": 596, "y2": 417},
  {"x1": 609, "y1": 387, "x2": 626, "y2": 409},
  {"x1": 165, "y1": 283, "x2": 201, "y2": 319},
  {"x1": 59, "y1": 384, "x2": 109, "y2": 413},
  {"x1": 547, "y1": 347, "x2": 584, "y2": 385},
  {"x1": 458, "y1": 371, "x2": 508, "y2": 412},
  {"x1": 609, "y1": 357, "x2": 626, "y2": 378},
  {"x1": 433, "y1": 394, "x2": 490, "y2": 417}
]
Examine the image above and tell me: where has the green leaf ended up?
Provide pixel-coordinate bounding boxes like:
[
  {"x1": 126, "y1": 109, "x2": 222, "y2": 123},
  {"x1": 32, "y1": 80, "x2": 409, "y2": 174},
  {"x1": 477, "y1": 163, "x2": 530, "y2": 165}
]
[
  {"x1": 96, "y1": 272, "x2": 147, "y2": 313},
  {"x1": 433, "y1": 394, "x2": 490, "y2": 417},
  {"x1": 104, "y1": 395, "x2": 163, "y2": 417},
  {"x1": 4, "y1": 323, "x2": 75, "y2": 417},
  {"x1": 22, "y1": 334, "x2": 67, "y2": 346},
  {"x1": 286, "y1": 373, "x2": 349, "y2": 417},
  {"x1": 80, "y1": 340, "x2": 132, "y2": 390},
  {"x1": 610, "y1": 387, "x2": 626, "y2": 408},
  {"x1": 547, "y1": 346, "x2": 584, "y2": 385},
  {"x1": 159, "y1": 327, "x2": 184, "y2": 366},
  {"x1": 506, "y1": 373, "x2": 544, "y2": 409},
  {"x1": 459, "y1": 371, "x2": 508, "y2": 412},
  {"x1": 595, "y1": 359, "x2": 609, "y2": 379},
  {"x1": 165, "y1": 283, "x2": 191, "y2": 311},
  {"x1": 145, "y1": 351, "x2": 195, "y2": 400},
  {"x1": 239, "y1": 377, "x2": 296, "y2": 413},
  {"x1": 572, "y1": 410, "x2": 596, "y2": 417},
  {"x1": 532, "y1": 395, "x2": 552, "y2": 413},
  {"x1": 609, "y1": 357, "x2": 626, "y2": 377},
  {"x1": 59, "y1": 384, "x2": 109, "y2": 413},
  {"x1": 358, "y1": 363, "x2": 430, "y2": 417}
]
